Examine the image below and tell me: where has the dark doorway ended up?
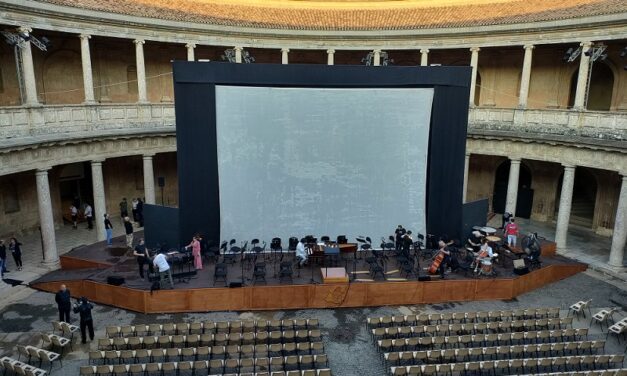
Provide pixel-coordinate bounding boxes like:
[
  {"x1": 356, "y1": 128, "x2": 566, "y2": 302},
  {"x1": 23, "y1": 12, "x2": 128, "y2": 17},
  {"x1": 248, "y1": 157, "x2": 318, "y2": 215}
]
[
  {"x1": 568, "y1": 63, "x2": 614, "y2": 111},
  {"x1": 492, "y1": 160, "x2": 533, "y2": 218},
  {"x1": 58, "y1": 162, "x2": 93, "y2": 224},
  {"x1": 555, "y1": 167, "x2": 597, "y2": 227}
]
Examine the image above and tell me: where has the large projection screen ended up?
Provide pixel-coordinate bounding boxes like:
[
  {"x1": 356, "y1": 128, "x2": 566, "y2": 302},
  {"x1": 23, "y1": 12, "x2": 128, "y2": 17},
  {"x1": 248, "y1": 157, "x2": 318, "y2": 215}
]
[{"x1": 215, "y1": 86, "x2": 433, "y2": 244}]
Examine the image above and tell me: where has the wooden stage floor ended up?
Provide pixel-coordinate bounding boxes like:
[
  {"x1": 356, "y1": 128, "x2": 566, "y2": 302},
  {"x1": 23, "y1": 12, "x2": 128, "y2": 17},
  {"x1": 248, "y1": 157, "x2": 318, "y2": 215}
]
[{"x1": 31, "y1": 235, "x2": 586, "y2": 313}]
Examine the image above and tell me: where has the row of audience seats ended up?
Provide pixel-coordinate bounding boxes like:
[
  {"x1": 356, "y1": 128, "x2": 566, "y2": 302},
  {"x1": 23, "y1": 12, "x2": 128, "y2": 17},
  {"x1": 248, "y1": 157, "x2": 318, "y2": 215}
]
[
  {"x1": 98, "y1": 330, "x2": 323, "y2": 350},
  {"x1": 367, "y1": 308, "x2": 560, "y2": 328},
  {"x1": 371, "y1": 317, "x2": 573, "y2": 338},
  {"x1": 1, "y1": 356, "x2": 48, "y2": 376},
  {"x1": 520, "y1": 370, "x2": 627, "y2": 376},
  {"x1": 106, "y1": 320, "x2": 319, "y2": 338},
  {"x1": 80, "y1": 362, "x2": 331, "y2": 376},
  {"x1": 15, "y1": 345, "x2": 61, "y2": 372},
  {"x1": 389, "y1": 354, "x2": 626, "y2": 375},
  {"x1": 381, "y1": 340, "x2": 606, "y2": 365},
  {"x1": 89, "y1": 343, "x2": 326, "y2": 364}
]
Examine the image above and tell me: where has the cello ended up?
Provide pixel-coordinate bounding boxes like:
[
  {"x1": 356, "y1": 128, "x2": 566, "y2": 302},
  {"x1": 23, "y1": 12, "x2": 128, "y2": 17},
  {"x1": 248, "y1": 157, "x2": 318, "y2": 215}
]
[{"x1": 428, "y1": 250, "x2": 445, "y2": 275}]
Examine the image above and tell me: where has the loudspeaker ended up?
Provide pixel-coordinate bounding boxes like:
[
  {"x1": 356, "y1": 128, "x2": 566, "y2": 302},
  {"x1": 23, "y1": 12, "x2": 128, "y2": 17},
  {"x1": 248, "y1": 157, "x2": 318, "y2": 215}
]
[
  {"x1": 418, "y1": 276, "x2": 431, "y2": 282},
  {"x1": 157, "y1": 177, "x2": 165, "y2": 187},
  {"x1": 107, "y1": 276, "x2": 125, "y2": 286},
  {"x1": 514, "y1": 267, "x2": 529, "y2": 275},
  {"x1": 229, "y1": 282, "x2": 243, "y2": 288}
]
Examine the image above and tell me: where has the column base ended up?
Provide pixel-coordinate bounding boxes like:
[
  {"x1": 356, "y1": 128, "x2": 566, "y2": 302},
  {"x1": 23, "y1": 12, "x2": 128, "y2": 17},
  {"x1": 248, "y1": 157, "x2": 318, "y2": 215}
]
[
  {"x1": 83, "y1": 100, "x2": 98, "y2": 105},
  {"x1": 137, "y1": 100, "x2": 150, "y2": 105},
  {"x1": 42, "y1": 259, "x2": 61, "y2": 270}
]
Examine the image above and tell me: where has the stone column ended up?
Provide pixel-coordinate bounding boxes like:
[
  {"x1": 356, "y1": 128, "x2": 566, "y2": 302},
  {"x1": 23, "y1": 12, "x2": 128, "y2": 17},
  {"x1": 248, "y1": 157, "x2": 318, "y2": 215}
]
[
  {"x1": 573, "y1": 42, "x2": 593, "y2": 111},
  {"x1": 327, "y1": 49, "x2": 335, "y2": 65},
  {"x1": 469, "y1": 47, "x2": 480, "y2": 107},
  {"x1": 555, "y1": 165, "x2": 576, "y2": 250},
  {"x1": 91, "y1": 160, "x2": 107, "y2": 242},
  {"x1": 518, "y1": 44, "x2": 534, "y2": 109},
  {"x1": 79, "y1": 34, "x2": 96, "y2": 104},
  {"x1": 608, "y1": 175, "x2": 627, "y2": 267},
  {"x1": 505, "y1": 158, "x2": 521, "y2": 216},
  {"x1": 186, "y1": 43, "x2": 196, "y2": 62},
  {"x1": 281, "y1": 48, "x2": 289, "y2": 64},
  {"x1": 143, "y1": 154, "x2": 156, "y2": 205},
  {"x1": 234, "y1": 46, "x2": 243, "y2": 63},
  {"x1": 373, "y1": 50, "x2": 381, "y2": 66},
  {"x1": 18, "y1": 27, "x2": 39, "y2": 106},
  {"x1": 420, "y1": 49, "x2": 429, "y2": 66},
  {"x1": 134, "y1": 39, "x2": 148, "y2": 103},
  {"x1": 35, "y1": 168, "x2": 59, "y2": 267},
  {"x1": 463, "y1": 153, "x2": 470, "y2": 203}
]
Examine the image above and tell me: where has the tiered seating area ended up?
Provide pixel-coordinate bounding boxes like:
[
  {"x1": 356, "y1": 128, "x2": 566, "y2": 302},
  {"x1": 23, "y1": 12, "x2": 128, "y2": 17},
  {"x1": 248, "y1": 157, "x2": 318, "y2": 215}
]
[
  {"x1": 366, "y1": 308, "x2": 626, "y2": 376},
  {"x1": 81, "y1": 318, "x2": 332, "y2": 376}
]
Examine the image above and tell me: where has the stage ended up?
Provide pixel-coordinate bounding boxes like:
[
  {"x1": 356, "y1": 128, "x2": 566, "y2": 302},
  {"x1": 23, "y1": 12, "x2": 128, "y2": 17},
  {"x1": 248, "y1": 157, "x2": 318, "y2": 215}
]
[{"x1": 30, "y1": 233, "x2": 586, "y2": 313}]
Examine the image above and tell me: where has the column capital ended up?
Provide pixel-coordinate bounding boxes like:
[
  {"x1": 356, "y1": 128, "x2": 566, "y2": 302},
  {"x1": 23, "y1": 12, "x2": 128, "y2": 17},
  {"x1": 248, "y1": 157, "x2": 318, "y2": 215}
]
[
  {"x1": 580, "y1": 41, "x2": 593, "y2": 48},
  {"x1": 620, "y1": 172, "x2": 627, "y2": 179},
  {"x1": 79, "y1": 34, "x2": 91, "y2": 41},
  {"x1": 18, "y1": 26, "x2": 33, "y2": 34},
  {"x1": 562, "y1": 163, "x2": 576, "y2": 170},
  {"x1": 523, "y1": 44, "x2": 535, "y2": 50},
  {"x1": 185, "y1": 43, "x2": 196, "y2": 49},
  {"x1": 133, "y1": 39, "x2": 145, "y2": 45},
  {"x1": 326, "y1": 49, "x2": 335, "y2": 54},
  {"x1": 233, "y1": 46, "x2": 243, "y2": 51},
  {"x1": 470, "y1": 47, "x2": 481, "y2": 52},
  {"x1": 373, "y1": 49, "x2": 382, "y2": 54},
  {"x1": 281, "y1": 48, "x2": 290, "y2": 53},
  {"x1": 465, "y1": 152, "x2": 471, "y2": 158},
  {"x1": 91, "y1": 159, "x2": 105, "y2": 165},
  {"x1": 420, "y1": 48, "x2": 430, "y2": 54},
  {"x1": 143, "y1": 153, "x2": 155, "y2": 159},
  {"x1": 509, "y1": 158, "x2": 522, "y2": 164},
  {"x1": 35, "y1": 167, "x2": 51, "y2": 175}
]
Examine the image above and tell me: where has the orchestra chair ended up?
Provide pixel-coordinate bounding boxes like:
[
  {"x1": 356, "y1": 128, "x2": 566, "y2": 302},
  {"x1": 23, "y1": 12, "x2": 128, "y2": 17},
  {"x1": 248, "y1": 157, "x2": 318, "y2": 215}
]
[{"x1": 214, "y1": 263, "x2": 228, "y2": 286}]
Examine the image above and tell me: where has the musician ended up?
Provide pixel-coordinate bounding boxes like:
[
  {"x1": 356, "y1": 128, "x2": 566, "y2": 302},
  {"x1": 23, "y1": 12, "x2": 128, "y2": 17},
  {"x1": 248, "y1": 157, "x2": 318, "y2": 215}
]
[
  {"x1": 436, "y1": 240, "x2": 451, "y2": 279},
  {"x1": 395, "y1": 225, "x2": 406, "y2": 251},
  {"x1": 467, "y1": 231, "x2": 484, "y2": 253},
  {"x1": 133, "y1": 238, "x2": 154, "y2": 279},
  {"x1": 522, "y1": 232, "x2": 541, "y2": 262},
  {"x1": 402, "y1": 231, "x2": 413, "y2": 253},
  {"x1": 295, "y1": 238, "x2": 308, "y2": 267},
  {"x1": 474, "y1": 238, "x2": 494, "y2": 272},
  {"x1": 185, "y1": 234, "x2": 203, "y2": 270}
]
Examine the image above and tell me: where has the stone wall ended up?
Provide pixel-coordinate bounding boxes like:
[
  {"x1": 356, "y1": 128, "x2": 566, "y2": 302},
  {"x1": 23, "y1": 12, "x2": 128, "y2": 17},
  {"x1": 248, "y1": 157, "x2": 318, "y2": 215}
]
[
  {"x1": 525, "y1": 160, "x2": 561, "y2": 222},
  {"x1": 466, "y1": 154, "x2": 505, "y2": 213}
]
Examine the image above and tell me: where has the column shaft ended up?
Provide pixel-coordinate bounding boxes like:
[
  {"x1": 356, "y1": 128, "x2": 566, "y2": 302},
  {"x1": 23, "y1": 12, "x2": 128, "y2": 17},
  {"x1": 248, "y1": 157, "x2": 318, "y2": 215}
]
[
  {"x1": 463, "y1": 153, "x2": 470, "y2": 203},
  {"x1": 555, "y1": 165, "x2": 576, "y2": 250},
  {"x1": 91, "y1": 161, "x2": 107, "y2": 241},
  {"x1": 505, "y1": 159, "x2": 521, "y2": 216},
  {"x1": 573, "y1": 42, "x2": 592, "y2": 110},
  {"x1": 186, "y1": 43, "x2": 196, "y2": 62},
  {"x1": 608, "y1": 176, "x2": 627, "y2": 267},
  {"x1": 420, "y1": 49, "x2": 429, "y2": 66},
  {"x1": 281, "y1": 48, "x2": 289, "y2": 64},
  {"x1": 79, "y1": 34, "x2": 96, "y2": 104},
  {"x1": 234, "y1": 47, "x2": 243, "y2": 63},
  {"x1": 518, "y1": 45, "x2": 534, "y2": 108},
  {"x1": 134, "y1": 39, "x2": 148, "y2": 103},
  {"x1": 373, "y1": 50, "x2": 381, "y2": 66},
  {"x1": 327, "y1": 49, "x2": 335, "y2": 65},
  {"x1": 469, "y1": 47, "x2": 480, "y2": 106},
  {"x1": 35, "y1": 169, "x2": 59, "y2": 266},
  {"x1": 143, "y1": 155, "x2": 156, "y2": 205},
  {"x1": 19, "y1": 28, "x2": 39, "y2": 106}
]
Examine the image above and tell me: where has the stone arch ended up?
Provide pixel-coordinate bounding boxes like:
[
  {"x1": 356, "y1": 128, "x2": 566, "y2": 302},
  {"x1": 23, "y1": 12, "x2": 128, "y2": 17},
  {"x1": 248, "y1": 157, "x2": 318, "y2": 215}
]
[
  {"x1": 41, "y1": 49, "x2": 84, "y2": 104},
  {"x1": 492, "y1": 160, "x2": 533, "y2": 217},
  {"x1": 567, "y1": 61, "x2": 615, "y2": 111}
]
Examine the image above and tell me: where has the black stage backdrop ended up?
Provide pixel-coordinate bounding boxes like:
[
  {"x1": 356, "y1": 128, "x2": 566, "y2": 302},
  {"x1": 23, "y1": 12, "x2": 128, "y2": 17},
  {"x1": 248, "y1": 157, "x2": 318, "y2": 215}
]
[
  {"x1": 143, "y1": 204, "x2": 180, "y2": 250},
  {"x1": 173, "y1": 62, "x2": 471, "y2": 246}
]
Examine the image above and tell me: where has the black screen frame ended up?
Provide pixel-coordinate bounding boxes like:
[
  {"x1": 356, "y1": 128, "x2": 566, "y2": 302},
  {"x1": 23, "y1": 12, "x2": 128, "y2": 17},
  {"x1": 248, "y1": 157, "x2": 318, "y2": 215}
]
[{"x1": 173, "y1": 62, "x2": 471, "y2": 246}]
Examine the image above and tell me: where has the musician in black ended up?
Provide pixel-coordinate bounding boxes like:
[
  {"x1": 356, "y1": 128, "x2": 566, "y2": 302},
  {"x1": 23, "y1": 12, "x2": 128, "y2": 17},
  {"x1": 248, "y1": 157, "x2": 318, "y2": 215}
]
[
  {"x1": 73, "y1": 297, "x2": 95, "y2": 344},
  {"x1": 395, "y1": 225, "x2": 406, "y2": 251},
  {"x1": 402, "y1": 231, "x2": 413, "y2": 252},
  {"x1": 467, "y1": 231, "x2": 484, "y2": 253},
  {"x1": 133, "y1": 238, "x2": 153, "y2": 279},
  {"x1": 436, "y1": 240, "x2": 451, "y2": 279}
]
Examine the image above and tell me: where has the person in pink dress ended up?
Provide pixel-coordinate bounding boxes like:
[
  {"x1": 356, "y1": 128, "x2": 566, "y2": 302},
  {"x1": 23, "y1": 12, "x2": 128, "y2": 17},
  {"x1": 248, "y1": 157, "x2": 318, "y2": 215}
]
[{"x1": 185, "y1": 235, "x2": 202, "y2": 270}]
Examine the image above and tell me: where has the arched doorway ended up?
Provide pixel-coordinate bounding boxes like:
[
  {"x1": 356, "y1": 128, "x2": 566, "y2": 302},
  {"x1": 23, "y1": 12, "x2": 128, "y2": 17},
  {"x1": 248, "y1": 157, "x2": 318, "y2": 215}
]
[
  {"x1": 567, "y1": 62, "x2": 614, "y2": 110},
  {"x1": 555, "y1": 167, "x2": 597, "y2": 227},
  {"x1": 492, "y1": 160, "x2": 533, "y2": 218}
]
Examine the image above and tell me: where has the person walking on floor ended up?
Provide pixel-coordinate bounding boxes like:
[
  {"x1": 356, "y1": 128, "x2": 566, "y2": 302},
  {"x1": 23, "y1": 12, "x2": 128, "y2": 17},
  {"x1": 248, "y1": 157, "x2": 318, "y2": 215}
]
[
  {"x1": 131, "y1": 198, "x2": 139, "y2": 222},
  {"x1": 133, "y1": 238, "x2": 154, "y2": 279},
  {"x1": 124, "y1": 217, "x2": 134, "y2": 248},
  {"x1": 185, "y1": 235, "x2": 203, "y2": 270},
  {"x1": 70, "y1": 204, "x2": 78, "y2": 229},
  {"x1": 9, "y1": 237, "x2": 22, "y2": 271},
  {"x1": 84, "y1": 203, "x2": 93, "y2": 230},
  {"x1": 104, "y1": 214, "x2": 113, "y2": 246},
  {"x1": 55, "y1": 284, "x2": 72, "y2": 322},
  {"x1": 73, "y1": 297, "x2": 95, "y2": 344},
  {"x1": 119, "y1": 198, "x2": 128, "y2": 221},
  {"x1": 0, "y1": 239, "x2": 8, "y2": 277}
]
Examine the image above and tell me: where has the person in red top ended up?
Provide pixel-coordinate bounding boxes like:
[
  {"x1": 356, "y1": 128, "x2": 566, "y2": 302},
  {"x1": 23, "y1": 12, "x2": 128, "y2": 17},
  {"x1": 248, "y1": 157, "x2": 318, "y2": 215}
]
[{"x1": 505, "y1": 218, "x2": 519, "y2": 247}]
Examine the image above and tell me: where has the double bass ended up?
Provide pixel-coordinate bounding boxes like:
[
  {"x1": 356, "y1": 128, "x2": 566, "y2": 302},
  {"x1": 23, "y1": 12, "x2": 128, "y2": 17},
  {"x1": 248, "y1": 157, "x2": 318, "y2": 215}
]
[{"x1": 428, "y1": 249, "x2": 445, "y2": 275}]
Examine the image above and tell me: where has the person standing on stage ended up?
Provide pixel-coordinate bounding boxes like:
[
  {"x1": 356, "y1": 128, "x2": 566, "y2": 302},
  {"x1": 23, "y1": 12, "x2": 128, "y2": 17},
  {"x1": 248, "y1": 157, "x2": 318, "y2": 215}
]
[
  {"x1": 295, "y1": 238, "x2": 308, "y2": 267},
  {"x1": 137, "y1": 198, "x2": 144, "y2": 227},
  {"x1": 504, "y1": 218, "x2": 519, "y2": 247},
  {"x1": 131, "y1": 198, "x2": 139, "y2": 222},
  {"x1": 84, "y1": 203, "x2": 93, "y2": 230},
  {"x1": 153, "y1": 251, "x2": 174, "y2": 289},
  {"x1": 436, "y1": 240, "x2": 451, "y2": 279},
  {"x1": 119, "y1": 198, "x2": 129, "y2": 221},
  {"x1": 133, "y1": 238, "x2": 153, "y2": 278},
  {"x1": 395, "y1": 225, "x2": 406, "y2": 251},
  {"x1": 70, "y1": 204, "x2": 78, "y2": 229},
  {"x1": 185, "y1": 235, "x2": 202, "y2": 270},
  {"x1": 104, "y1": 214, "x2": 113, "y2": 246},
  {"x1": 55, "y1": 284, "x2": 72, "y2": 323},
  {"x1": 124, "y1": 217, "x2": 134, "y2": 248},
  {"x1": 73, "y1": 297, "x2": 95, "y2": 344}
]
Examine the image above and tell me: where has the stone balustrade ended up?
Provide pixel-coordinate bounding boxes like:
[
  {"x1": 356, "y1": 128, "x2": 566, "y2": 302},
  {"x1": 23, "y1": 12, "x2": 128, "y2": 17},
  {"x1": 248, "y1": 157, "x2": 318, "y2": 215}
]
[{"x1": 1, "y1": 104, "x2": 626, "y2": 150}]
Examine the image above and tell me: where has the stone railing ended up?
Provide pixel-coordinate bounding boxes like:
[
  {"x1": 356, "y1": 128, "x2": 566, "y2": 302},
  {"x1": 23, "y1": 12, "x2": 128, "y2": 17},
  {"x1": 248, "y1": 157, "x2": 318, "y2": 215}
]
[
  {"x1": 0, "y1": 103, "x2": 175, "y2": 148},
  {"x1": 1, "y1": 104, "x2": 626, "y2": 150},
  {"x1": 469, "y1": 107, "x2": 627, "y2": 141}
]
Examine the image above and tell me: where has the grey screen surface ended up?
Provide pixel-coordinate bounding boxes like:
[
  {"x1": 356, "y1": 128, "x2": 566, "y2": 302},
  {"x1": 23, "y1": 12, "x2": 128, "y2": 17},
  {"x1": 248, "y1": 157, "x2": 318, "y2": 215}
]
[{"x1": 215, "y1": 86, "x2": 434, "y2": 245}]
